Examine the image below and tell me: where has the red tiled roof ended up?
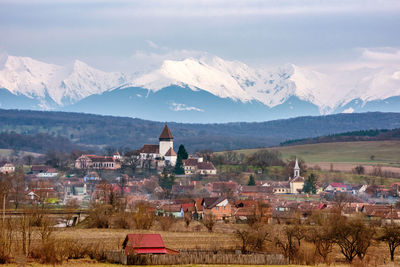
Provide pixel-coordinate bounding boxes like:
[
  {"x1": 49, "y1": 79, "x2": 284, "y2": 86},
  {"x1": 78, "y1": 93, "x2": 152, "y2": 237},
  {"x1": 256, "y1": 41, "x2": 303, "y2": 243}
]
[
  {"x1": 140, "y1": 144, "x2": 159, "y2": 154},
  {"x1": 125, "y1": 234, "x2": 165, "y2": 248},
  {"x1": 162, "y1": 204, "x2": 182, "y2": 212},
  {"x1": 159, "y1": 125, "x2": 173, "y2": 140},
  {"x1": 329, "y1": 182, "x2": 346, "y2": 188},
  {"x1": 82, "y1": 155, "x2": 116, "y2": 163},
  {"x1": 165, "y1": 147, "x2": 177, "y2": 156}
]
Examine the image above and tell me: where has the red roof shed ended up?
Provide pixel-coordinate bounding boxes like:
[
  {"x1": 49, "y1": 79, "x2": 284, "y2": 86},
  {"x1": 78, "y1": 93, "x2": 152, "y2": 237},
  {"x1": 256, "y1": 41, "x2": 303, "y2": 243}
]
[{"x1": 122, "y1": 234, "x2": 178, "y2": 255}]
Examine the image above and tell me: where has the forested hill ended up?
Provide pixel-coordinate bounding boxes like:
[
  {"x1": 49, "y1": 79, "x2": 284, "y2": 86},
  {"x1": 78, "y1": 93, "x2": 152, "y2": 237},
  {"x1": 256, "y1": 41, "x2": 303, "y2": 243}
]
[
  {"x1": 280, "y1": 128, "x2": 400, "y2": 146},
  {"x1": 1, "y1": 109, "x2": 400, "y2": 153}
]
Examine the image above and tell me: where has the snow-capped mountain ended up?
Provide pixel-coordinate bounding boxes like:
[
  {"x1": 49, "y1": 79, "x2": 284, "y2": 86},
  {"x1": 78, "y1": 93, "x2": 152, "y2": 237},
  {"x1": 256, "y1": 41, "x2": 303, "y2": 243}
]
[
  {"x1": 1, "y1": 54, "x2": 400, "y2": 122},
  {"x1": 0, "y1": 55, "x2": 127, "y2": 108},
  {"x1": 126, "y1": 56, "x2": 400, "y2": 114}
]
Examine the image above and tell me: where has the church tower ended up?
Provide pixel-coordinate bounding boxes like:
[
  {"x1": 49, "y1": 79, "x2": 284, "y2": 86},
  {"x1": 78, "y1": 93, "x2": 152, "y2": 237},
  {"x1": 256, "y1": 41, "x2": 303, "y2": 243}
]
[
  {"x1": 159, "y1": 124, "x2": 174, "y2": 156},
  {"x1": 294, "y1": 158, "x2": 300, "y2": 177}
]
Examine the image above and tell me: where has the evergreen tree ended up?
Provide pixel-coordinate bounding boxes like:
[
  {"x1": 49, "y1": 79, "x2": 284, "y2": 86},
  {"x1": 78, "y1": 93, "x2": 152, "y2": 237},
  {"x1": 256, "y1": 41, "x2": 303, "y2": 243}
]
[
  {"x1": 303, "y1": 173, "x2": 317, "y2": 194},
  {"x1": 248, "y1": 175, "x2": 256, "y2": 186},
  {"x1": 174, "y1": 144, "x2": 188, "y2": 174},
  {"x1": 160, "y1": 169, "x2": 175, "y2": 190},
  {"x1": 177, "y1": 144, "x2": 188, "y2": 160},
  {"x1": 174, "y1": 157, "x2": 184, "y2": 175}
]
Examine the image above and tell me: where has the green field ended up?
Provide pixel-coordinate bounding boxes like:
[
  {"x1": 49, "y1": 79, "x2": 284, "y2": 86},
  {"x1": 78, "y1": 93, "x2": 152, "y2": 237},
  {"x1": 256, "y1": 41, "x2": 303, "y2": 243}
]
[{"x1": 234, "y1": 141, "x2": 400, "y2": 166}]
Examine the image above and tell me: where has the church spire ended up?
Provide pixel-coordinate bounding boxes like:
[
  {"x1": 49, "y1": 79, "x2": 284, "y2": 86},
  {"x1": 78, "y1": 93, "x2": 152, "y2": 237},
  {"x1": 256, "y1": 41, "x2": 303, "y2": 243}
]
[
  {"x1": 159, "y1": 124, "x2": 173, "y2": 141},
  {"x1": 294, "y1": 158, "x2": 300, "y2": 177}
]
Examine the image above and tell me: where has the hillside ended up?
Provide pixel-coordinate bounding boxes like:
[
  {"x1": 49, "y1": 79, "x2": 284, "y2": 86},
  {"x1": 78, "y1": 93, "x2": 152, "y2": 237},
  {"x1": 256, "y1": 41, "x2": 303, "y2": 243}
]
[
  {"x1": 280, "y1": 128, "x2": 400, "y2": 146},
  {"x1": 234, "y1": 141, "x2": 400, "y2": 171},
  {"x1": 1, "y1": 109, "x2": 400, "y2": 153}
]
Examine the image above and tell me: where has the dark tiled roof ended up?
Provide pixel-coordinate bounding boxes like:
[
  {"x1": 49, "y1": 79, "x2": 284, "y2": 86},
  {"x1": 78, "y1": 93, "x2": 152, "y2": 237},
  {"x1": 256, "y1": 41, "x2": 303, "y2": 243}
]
[
  {"x1": 159, "y1": 125, "x2": 173, "y2": 140},
  {"x1": 165, "y1": 148, "x2": 177, "y2": 156},
  {"x1": 87, "y1": 155, "x2": 116, "y2": 163},
  {"x1": 197, "y1": 162, "x2": 216, "y2": 170},
  {"x1": 182, "y1": 159, "x2": 199, "y2": 166},
  {"x1": 202, "y1": 197, "x2": 227, "y2": 209},
  {"x1": 140, "y1": 144, "x2": 159, "y2": 154}
]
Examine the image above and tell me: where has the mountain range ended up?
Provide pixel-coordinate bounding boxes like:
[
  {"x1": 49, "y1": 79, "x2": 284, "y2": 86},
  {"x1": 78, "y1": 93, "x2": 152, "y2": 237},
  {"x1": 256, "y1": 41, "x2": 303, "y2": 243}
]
[{"x1": 1, "y1": 54, "x2": 399, "y2": 123}]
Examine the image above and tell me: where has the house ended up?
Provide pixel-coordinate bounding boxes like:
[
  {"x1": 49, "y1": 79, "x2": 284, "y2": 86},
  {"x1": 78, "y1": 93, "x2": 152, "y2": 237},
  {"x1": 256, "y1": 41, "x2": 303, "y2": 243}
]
[
  {"x1": 0, "y1": 161, "x2": 15, "y2": 174},
  {"x1": 159, "y1": 204, "x2": 183, "y2": 218},
  {"x1": 206, "y1": 181, "x2": 238, "y2": 196},
  {"x1": 182, "y1": 157, "x2": 217, "y2": 175},
  {"x1": 31, "y1": 165, "x2": 53, "y2": 173},
  {"x1": 271, "y1": 182, "x2": 291, "y2": 194},
  {"x1": 240, "y1": 185, "x2": 273, "y2": 198},
  {"x1": 202, "y1": 197, "x2": 231, "y2": 220},
  {"x1": 37, "y1": 168, "x2": 58, "y2": 178},
  {"x1": 139, "y1": 125, "x2": 177, "y2": 167},
  {"x1": 122, "y1": 234, "x2": 179, "y2": 255},
  {"x1": 325, "y1": 182, "x2": 348, "y2": 192},
  {"x1": 289, "y1": 158, "x2": 305, "y2": 194},
  {"x1": 75, "y1": 154, "x2": 121, "y2": 170}
]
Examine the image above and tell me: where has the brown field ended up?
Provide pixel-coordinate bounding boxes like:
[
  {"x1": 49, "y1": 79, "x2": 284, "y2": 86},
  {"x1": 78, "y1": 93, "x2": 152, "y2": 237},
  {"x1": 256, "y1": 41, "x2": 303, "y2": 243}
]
[
  {"x1": 310, "y1": 162, "x2": 400, "y2": 175},
  {"x1": 3, "y1": 221, "x2": 399, "y2": 267}
]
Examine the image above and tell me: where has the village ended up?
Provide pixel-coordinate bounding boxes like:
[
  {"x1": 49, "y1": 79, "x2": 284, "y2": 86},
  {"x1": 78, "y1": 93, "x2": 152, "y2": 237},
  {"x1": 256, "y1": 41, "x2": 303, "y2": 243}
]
[{"x1": 1, "y1": 125, "x2": 400, "y2": 265}]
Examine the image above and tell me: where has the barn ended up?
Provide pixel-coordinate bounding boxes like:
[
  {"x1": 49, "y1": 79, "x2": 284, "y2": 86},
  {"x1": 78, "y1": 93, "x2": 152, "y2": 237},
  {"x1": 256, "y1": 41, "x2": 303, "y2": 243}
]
[{"x1": 122, "y1": 233, "x2": 179, "y2": 255}]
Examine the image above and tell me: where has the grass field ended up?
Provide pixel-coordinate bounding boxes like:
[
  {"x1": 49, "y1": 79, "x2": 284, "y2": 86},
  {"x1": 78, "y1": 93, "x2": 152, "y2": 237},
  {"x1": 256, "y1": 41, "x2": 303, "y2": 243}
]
[
  {"x1": 233, "y1": 141, "x2": 400, "y2": 167},
  {"x1": 0, "y1": 148, "x2": 42, "y2": 158}
]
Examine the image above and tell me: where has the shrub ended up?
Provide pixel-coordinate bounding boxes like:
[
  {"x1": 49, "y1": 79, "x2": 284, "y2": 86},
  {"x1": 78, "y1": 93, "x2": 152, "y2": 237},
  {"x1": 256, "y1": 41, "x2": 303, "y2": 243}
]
[
  {"x1": 157, "y1": 215, "x2": 175, "y2": 231},
  {"x1": 87, "y1": 204, "x2": 114, "y2": 228}
]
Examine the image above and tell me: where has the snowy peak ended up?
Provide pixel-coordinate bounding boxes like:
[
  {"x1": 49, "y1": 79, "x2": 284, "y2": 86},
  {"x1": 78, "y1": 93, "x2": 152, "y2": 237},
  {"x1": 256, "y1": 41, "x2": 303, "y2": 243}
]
[
  {"x1": 130, "y1": 56, "x2": 253, "y2": 102},
  {"x1": 1, "y1": 54, "x2": 400, "y2": 118},
  {"x1": 0, "y1": 55, "x2": 127, "y2": 107}
]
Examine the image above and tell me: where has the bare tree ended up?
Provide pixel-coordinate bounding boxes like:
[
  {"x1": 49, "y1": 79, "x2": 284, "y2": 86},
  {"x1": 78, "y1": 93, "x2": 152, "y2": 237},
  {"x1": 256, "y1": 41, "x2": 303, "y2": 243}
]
[
  {"x1": 378, "y1": 223, "x2": 400, "y2": 261},
  {"x1": 331, "y1": 216, "x2": 375, "y2": 263},
  {"x1": 131, "y1": 201, "x2": 155, "y2": 230},
  {"x1": 275, "y1": 225, "x2": 304, "y2": 263},
  {"x1": 201, "y1": 214, "x2": 216, "y2": 232}
]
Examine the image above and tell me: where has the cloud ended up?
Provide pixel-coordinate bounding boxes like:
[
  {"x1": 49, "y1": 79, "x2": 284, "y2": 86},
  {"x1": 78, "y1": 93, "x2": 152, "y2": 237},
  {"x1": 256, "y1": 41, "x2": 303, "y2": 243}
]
[
  {"x1": 146, "y1": 40, "x2": 159, "y2": 49},
  {"x1": 170, "y1": 102, "x2": 204, "y2": 112},
  {"x1": 361, "y1": 48, "x2": 400, "y2": 62}
]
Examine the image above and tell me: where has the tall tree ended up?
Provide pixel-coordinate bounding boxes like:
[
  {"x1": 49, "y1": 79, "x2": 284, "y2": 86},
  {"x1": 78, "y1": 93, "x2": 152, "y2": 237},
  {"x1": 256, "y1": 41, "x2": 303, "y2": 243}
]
[
  {"x1": 303, "y1": 173, "x2": 317, "y2": 194},
  {"x1": 159, "y1": 169, "x2": 175, "y2": 191},
  {"x1": 174, "y1": 144, "x2": 187, "y2": 174},
  {"x1": 248, "y1": 175, "x2": 256, "y2": 186},
  {"x1": 177, "y1": 144, "x2": 188, "y2": 160},
  {"x1": 378, "y1": 223, "x2": 400, "y2": 261}
]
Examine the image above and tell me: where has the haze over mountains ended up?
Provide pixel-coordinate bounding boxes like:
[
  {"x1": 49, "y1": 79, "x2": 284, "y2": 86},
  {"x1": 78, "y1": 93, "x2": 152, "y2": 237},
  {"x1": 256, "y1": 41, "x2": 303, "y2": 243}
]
[{"x1": 1, "y1": 54, "x2": 400, "y2": 123}]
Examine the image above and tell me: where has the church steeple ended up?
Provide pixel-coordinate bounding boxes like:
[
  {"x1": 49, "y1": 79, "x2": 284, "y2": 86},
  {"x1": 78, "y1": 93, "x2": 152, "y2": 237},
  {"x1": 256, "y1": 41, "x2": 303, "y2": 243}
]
[
  {"x1": 159, "y1": 124, "x2": 173, "y2": 141},
  {"x1": 294, "y1": 158, "x2": 300, "y2": 177},
  {"x1": 159, "y1": 124, "x2": 174, "y2": 157}
]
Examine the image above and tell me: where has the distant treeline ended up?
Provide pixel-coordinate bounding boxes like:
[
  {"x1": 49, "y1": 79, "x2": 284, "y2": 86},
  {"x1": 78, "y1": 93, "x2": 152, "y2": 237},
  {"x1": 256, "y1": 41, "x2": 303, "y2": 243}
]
[
  {"x1": 1, "y1": 109, "x2": 400, "y2": 153},
  {"x1": 0, "y1": 131, "x2": 86, "y2": 153},
  {"x1": 280, "y1": 128, "x2": 400, "y2": 146}
]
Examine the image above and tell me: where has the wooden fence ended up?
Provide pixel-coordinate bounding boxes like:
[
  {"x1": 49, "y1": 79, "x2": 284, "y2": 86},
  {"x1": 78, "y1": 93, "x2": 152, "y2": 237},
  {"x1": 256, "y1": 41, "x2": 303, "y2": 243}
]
[{"x1": 106, "y1": 251, "x2": 287, "y2": 265}]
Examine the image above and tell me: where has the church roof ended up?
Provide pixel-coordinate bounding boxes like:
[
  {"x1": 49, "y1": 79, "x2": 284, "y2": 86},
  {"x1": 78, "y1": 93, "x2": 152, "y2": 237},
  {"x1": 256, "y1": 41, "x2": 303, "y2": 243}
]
[
  {"x1": 159, "y1": 125, "x2": 173, "y2": 140},
  {"x1": 165, "y1": 147, "x2": 177, "y2": 157},
  {"x1": 140, "y1": 144, "x2": 159, "y2": 154}
]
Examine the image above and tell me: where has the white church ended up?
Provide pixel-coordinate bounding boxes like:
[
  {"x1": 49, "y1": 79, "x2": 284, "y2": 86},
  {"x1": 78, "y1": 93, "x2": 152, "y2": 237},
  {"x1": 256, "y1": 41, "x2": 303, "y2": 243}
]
[
  {"x1": 139, "y1": 125, "x2": 177, "y2": 166},
  {"x1": 289, "y1": 158, "x2": 305, "y2": 194}
]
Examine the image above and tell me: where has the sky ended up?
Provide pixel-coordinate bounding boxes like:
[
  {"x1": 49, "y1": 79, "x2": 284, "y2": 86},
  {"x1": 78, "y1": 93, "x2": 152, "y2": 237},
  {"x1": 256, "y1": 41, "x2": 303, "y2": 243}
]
[{"x1": 0, "y1": 0, "x2": 400, "y2": 72}]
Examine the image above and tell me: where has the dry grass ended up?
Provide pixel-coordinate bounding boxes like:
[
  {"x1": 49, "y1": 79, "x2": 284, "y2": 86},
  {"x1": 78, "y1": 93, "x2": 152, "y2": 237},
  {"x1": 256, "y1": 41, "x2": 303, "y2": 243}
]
[{"x1": 233, "y1": 141, "x2": 400, "y2": 167}]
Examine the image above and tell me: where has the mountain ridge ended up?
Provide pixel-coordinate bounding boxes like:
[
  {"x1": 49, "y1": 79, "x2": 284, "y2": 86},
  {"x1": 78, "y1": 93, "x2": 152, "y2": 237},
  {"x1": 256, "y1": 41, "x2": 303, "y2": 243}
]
[
  {"x1": 1, "y1": 109, "x2": 400, "y2": 152},
  {"x1": 0, "y1": 54, "x2": 400, "y2": 122}
]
